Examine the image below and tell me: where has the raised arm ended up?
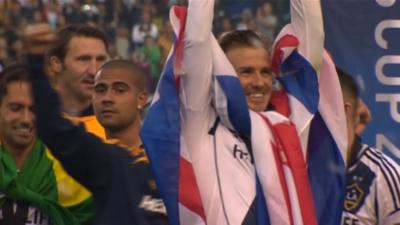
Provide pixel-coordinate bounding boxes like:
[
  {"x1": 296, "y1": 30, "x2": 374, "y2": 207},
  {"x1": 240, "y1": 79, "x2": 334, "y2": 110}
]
[
  {"x1": 291, "y1": 0, "x2": 324, "y2": 72},
  {"x1": 140, "y1": 2, "x2": 217, "y2": 224},
  {"x1": 179, "y1": 0, "x2": 214, "y2": 111},
  {"x1": 180, "y1": 0, "x2": 251, "y2": 139},
  {"x1": 28, "y1": 55, "x2": 123, "y2": 192},
  {"x1": 270, "y1": 0, "x2": 325, "y2": 143}
]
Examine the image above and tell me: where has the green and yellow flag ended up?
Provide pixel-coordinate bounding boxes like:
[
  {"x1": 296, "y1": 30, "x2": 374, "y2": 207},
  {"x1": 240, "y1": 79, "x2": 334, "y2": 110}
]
[{"x1": 0, "y1": 139, "x2": 94, "y2": 225}]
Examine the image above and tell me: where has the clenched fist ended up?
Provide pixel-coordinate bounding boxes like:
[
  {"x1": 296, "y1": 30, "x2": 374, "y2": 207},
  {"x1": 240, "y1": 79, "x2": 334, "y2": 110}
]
[{"x1": 23, "y1": 23, "x2": 56, "y2": 55}]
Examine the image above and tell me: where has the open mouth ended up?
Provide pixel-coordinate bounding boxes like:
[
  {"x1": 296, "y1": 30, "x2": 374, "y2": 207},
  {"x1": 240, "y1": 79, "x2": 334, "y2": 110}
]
[
  {"x1": 14, "y1": 126, "x2": 33, "y2": 137},
  {"x1": 249, "y1": 93, "x2": 265, "y2": 98},
  {"x1": 247, "y1": 92, "x2": 266, "y2": 101}
]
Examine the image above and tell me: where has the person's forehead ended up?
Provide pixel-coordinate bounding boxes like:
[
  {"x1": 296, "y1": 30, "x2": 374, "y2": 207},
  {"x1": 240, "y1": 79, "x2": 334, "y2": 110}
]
[
  {"x1": 95, "y1": 68, "x2": 137, "y2": 85},
  {"x1": 6, "y1": 81, "x2": 30, "y2": 91},
  {"x1": 66, "y1": 36, "x2": 107, "y2": 55},
  {"x1": 2, "y1": 81, "x2": 32, "y2": 103},
  {"x1": 230, "y1": 46, "x2": 268, "y2": 56},
  {"x1": 227, "y1": 47, "x2": 270, "y2": 65}
]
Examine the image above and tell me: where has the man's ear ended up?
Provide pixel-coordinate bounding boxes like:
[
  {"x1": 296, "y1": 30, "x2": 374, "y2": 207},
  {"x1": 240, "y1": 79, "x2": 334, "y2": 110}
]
[
  {"x1": 137, "y1": 91, "x2": 148, "y2": 110},
  {"x1": 344, "y1": 102, "x2": 352, "y2": 117},
  {"x1": 344, "y1": 102, "x2": 354, "y2": 117},
  {"x1": 344, "y1": 101, "x2": 356, "y2": 124},
  {"x1": 49, "y1": 56, "x2": 63, "y2": 74}
]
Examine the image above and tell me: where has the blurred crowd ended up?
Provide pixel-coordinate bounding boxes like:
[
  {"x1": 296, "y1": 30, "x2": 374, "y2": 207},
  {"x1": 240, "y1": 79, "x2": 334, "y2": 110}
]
[{"x1": 0, "y1": 0, "x2": 289, "y2": 93}]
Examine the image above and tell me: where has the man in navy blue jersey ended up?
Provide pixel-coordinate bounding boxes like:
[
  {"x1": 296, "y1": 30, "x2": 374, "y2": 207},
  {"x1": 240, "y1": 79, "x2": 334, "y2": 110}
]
[{"x1": 23, "y1": 23, "x2": 169, "y2": 225}]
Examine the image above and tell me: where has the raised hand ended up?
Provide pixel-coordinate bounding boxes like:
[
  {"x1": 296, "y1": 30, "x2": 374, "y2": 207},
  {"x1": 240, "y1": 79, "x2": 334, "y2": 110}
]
[{"x1": 23, "y1": 23, "x2": 56, "y2": 55}]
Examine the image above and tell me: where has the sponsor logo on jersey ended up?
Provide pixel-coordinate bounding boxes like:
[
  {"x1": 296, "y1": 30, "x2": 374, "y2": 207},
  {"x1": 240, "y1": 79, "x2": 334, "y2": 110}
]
[
  {"x1": 233, "y1": 144, "x2": 251, "y2": 161},
  {"x1": 139, "y1": 195, "x2": 167, "y2": 215}
]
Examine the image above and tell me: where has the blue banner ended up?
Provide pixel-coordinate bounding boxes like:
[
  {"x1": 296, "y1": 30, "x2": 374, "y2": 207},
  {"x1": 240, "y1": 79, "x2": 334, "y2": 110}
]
[{"x1": 322, "y1": 0, "x2": 400, "y2": 161}]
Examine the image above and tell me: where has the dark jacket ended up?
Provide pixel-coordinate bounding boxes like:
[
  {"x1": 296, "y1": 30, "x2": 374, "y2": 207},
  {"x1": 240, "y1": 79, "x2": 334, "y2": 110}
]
[{"x1": 28, "y1": 55, "x2": 169, "y2": 225}]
